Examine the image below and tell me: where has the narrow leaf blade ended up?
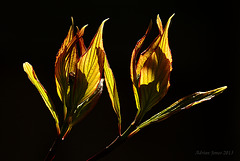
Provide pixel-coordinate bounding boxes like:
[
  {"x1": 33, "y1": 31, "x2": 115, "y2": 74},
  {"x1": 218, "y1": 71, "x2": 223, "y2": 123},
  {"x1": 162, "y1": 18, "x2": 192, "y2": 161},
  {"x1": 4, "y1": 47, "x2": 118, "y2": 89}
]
[
  {"x1": 23, "y1": 62, "x2": 60, "y2": 133},
  {"x1": 104, "y1": 55, "x2": 121, "y2": 133},
  {"x1": 156, "y1": 14, "x2": 163, "y2": 35},
  {"x1": 132, "y1": 86, "x2": 227, "y2": 135}
]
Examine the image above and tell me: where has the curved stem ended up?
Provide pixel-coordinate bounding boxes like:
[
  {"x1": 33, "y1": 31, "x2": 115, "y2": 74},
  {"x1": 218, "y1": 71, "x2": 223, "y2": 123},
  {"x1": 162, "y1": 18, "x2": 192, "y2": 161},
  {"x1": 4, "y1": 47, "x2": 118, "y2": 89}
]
[
  {"x1": 44, "y1": 120, "x2": 71, "y2": 161},
  {"x1": 87, "y1": 121, "x2": 138, "y2": 161},
  {"x1": 87, "y1": 136, "x2": 123, "y2": 161},
  {"x1": 44, "y1": 136, "x2": 63, "y2": 161}
]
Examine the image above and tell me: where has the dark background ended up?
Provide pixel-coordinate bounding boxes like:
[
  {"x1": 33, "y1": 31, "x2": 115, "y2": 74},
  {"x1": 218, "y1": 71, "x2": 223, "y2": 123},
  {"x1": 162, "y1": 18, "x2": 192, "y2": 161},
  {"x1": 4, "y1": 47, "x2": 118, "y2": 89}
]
[{"x1": 1, "y1": 0, "x2": 239, "y2": 161}]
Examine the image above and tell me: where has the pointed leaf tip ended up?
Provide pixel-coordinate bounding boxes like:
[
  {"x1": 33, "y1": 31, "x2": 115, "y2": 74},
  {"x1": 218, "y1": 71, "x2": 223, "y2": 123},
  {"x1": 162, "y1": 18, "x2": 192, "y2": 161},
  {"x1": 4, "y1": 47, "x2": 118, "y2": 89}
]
[
  {"x1": 99, "y1": 18, "x2": 109, "y2": 31},
  {"x1": 132, "y1": 86, "x2": 227, "y2": 135},
  {"x1": 74, "y1": 19, "x2": 107, "y2": 108},
  {"x1": 213, "y1": 86, "x2": 227, "y2": 94},
  {"x1": 104, "y1": 55, "x2": 121, "y2": 134}
]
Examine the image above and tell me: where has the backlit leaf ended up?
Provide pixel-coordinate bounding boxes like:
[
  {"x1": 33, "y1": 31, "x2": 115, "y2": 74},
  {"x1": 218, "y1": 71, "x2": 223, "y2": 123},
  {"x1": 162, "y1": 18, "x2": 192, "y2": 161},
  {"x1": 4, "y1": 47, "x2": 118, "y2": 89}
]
[
  {"x1": 55, "y1": 17, "x2": 75, "y2": 102},
  {"x1": 55, "y1": 20, "x2": 87, "y2": 117},
  {"x1": 130, "y1": 20, "x2": 152, "y2": 111},
  {"x1": 76, "y1": 26, "x2": 87, "y2": 56},
  {"x1": 156, "y1": 14, "x2": 163, "y2": 35},
  {"x1": 104, "y1": 55, "x2": 121, "y2": 133},
  {"x1": 131, "y1": 86, "x2": 227, "y2": 136},
  {"x1": 139, "y1": 14, "x2": 174, "y2": 114},
  {"x1": 23, "y1": 62, "x2": 60, "y2": 134},
  {"x1": 73, "y1": 19, "x2": 108, "y2": 108}
]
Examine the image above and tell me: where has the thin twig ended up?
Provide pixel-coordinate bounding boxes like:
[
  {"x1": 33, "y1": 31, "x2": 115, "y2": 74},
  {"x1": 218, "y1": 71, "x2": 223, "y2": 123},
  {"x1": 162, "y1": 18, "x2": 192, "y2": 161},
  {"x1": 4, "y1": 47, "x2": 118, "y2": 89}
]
[
  {"x1": 87, "y1": 136, "x2": 124, "y2": 161},
  {"x1": 44, "y1": 136, "x2": 63, "y2": 161},
  {"x1": 87, "y1": 122, "x2": 138, "y2": 161}
]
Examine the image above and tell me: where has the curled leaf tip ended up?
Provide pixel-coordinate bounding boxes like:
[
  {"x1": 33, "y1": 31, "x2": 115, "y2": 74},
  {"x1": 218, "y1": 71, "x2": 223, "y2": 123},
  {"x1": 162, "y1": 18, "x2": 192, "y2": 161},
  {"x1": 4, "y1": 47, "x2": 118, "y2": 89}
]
[
  {"x1": 100, "y1": 18, "x2": 109, "y2": 30},
  {"x1": 71, "y1": 16, "x2": 74, "y2": 24},
  {"x1": 166, "y1": 13, "x2": 175, "y2": 28},
  {"x1": 103, "y1": 18, "x2": 110, "y2": 22},
  {"x1": 100, "y1": 18, "x2": 109, "y2": 28}
]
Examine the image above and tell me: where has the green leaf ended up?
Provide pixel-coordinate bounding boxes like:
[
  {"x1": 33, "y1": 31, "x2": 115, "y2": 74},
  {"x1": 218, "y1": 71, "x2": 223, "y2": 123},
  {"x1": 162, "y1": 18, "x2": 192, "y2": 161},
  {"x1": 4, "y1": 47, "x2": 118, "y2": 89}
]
[
  {"x1": 23, "y1": 62, "x2": 60, "y2": 134},
  {"x1": 104, "y1": 55, "x2": 121, "y2": 134},
  {"x1": 130, "y1": 86, "x2": 227, "y2": 136}
]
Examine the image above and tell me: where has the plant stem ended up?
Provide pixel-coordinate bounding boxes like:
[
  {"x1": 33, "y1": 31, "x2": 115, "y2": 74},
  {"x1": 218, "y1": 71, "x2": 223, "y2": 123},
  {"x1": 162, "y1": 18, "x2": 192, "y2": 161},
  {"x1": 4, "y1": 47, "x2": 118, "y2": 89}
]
[
  {"x1": 87, "y1": 136, "x2": 123, "y2": 161},
  {"x1": 44, "y1": 136, "x2": 63, "y2": 161},
  {"x1": 87, "y1": 122, "x2": 138, "y2": 161}
]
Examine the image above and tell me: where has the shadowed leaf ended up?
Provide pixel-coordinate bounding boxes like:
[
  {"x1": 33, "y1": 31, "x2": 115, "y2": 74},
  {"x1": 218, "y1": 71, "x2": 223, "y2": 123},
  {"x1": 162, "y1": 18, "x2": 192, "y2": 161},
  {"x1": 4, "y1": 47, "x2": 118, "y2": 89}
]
[
  {"x1": 55, "y1": 20, "x2": 87, "y2": 117},
  {"x1": 130, "y1": 20, "x2": 152, "y2": 111},
  {"x1": 73, "y1": 19, "x2": 108, "y2": 110},
  {"x1": 71, "y1": 79, "x2": 104, "y2": 126},
  {"x1": 138, "y1": 14, "x2": 174, "y2": 115}
]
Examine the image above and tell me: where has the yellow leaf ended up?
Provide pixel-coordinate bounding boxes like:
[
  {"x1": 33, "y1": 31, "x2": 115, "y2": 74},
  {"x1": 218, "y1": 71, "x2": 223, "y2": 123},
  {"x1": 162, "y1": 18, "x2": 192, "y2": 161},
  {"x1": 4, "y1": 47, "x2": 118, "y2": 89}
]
[
  {"x1": 55, "y1": 17, "x2": 75, "y2": 102},
  {"x1": 139, "y1": 14, "x2": 174, "y2": 115},
  {"x1": 156, "y1": 14, "x2": 163, "y2": 35},
  {"x1": 130, "y1": 20, "x2": 152, "y2": 112},
  {"x1": 73, "y1": 19, "x2": 108, "y2": 108},
  {"x1": 76, "y1": 26, "x2": 87, "y2": 56},
  {"x1": 104, "y1": 55, "x2": 121, "y2": 133},
  {"x1": 23, "y1": 62, "x2": 60, "y2": 134},
  {"x1": 55, "y1": 20, "x2": 87, "y2": 117},
  {"x1": 131, "y1": 86, "x2": 227, "y2": 136},
  {"x1": 129, "y1": 14, "x2": 175, "y2": 123},
  {"x1": 136, "y1": 34, "x2": 161, "y2": 77}
]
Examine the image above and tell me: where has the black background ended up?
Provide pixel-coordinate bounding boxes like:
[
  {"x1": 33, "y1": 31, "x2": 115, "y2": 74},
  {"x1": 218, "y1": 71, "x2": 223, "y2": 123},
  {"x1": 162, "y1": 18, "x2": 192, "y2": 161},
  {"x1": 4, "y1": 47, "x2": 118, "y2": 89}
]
[{"x1": 1, "y1": 0, "x2": 239, "y2": 161}]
